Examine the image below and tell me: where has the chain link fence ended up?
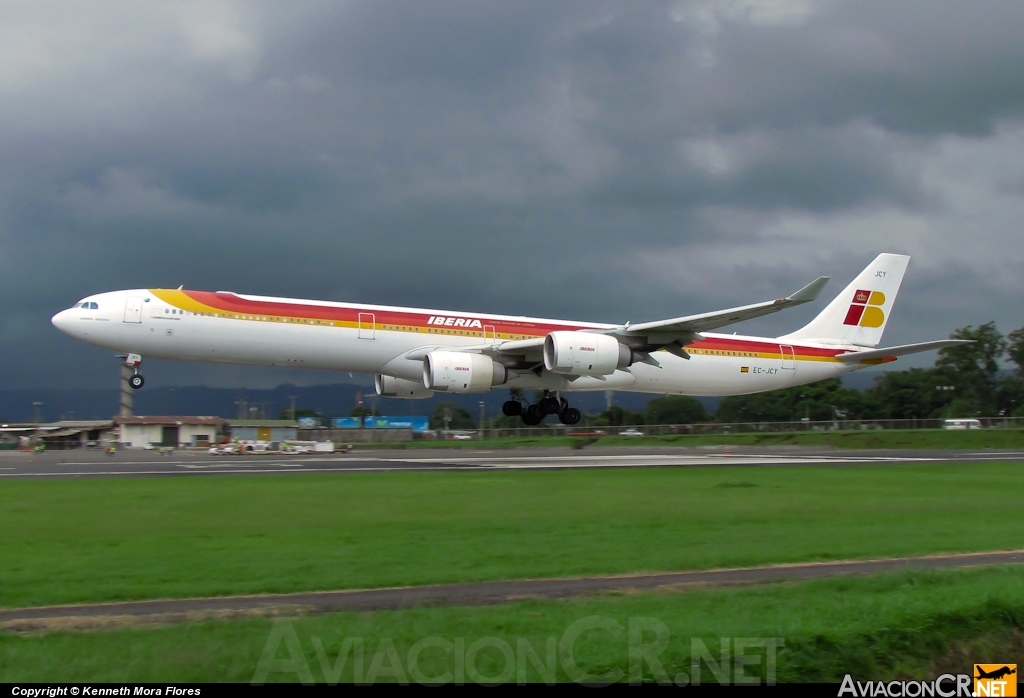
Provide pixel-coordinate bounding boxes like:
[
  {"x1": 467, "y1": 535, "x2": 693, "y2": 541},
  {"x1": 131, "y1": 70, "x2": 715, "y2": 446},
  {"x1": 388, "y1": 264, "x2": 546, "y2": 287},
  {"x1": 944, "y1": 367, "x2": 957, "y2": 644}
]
[{"x1": 414, "y1": 416, "x2": 1024, "y2": 441}]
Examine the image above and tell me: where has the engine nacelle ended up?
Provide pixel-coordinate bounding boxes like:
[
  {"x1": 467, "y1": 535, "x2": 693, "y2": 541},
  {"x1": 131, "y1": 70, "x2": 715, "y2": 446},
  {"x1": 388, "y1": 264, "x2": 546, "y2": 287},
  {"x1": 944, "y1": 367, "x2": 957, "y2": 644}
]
[
  {"x1": 375, "y1": 375, "x2": 434, "y2": 399},
  {"x1": 543, "y1": 332, "x2": 631, "y2": 376},
  {"x1": 423, "y1": 351, "x2": 510, "y2": 393}
]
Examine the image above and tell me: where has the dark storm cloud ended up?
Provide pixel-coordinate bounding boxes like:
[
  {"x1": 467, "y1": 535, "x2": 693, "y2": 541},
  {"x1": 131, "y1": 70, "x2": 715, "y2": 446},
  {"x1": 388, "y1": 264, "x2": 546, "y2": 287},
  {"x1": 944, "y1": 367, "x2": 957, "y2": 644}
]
[{"x1": 2, "y1": 0, "x2": 1024, "y2": 390}]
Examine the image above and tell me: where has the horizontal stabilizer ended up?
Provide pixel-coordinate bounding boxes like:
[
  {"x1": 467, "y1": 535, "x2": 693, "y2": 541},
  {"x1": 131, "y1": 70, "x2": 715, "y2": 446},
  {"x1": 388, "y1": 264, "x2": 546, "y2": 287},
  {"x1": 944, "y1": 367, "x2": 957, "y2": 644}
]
[{"x1": 836, "y1": 339, "x2": 973, "y2": 363}]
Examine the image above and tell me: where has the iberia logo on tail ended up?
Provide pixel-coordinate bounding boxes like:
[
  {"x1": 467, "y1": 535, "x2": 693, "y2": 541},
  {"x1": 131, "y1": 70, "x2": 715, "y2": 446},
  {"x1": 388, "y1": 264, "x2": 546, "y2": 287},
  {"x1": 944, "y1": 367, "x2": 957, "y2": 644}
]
[{"x1": 843, "y1": 289, "x2": 886, "y2": 328}]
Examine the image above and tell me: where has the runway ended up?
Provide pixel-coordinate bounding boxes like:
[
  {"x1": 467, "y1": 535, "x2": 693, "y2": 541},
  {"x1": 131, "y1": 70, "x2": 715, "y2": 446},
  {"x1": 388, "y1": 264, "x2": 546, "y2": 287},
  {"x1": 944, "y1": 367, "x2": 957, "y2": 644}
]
[
  {"x1": 1, "y1": 550, "x2": 1021, "y2": 630},
  {"x1": 1, "y1": 445, "x2": 1023, "y2": 478}
]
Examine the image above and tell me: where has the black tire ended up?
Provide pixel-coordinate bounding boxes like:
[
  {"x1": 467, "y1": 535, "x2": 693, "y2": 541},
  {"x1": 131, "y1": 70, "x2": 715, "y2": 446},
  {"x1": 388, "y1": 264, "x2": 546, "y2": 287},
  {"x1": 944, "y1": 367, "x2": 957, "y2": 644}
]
[
  {"x1": 560, "y1": 407, "x2": 582, "y2": 425},
  {"x1": 502, "y1": 400, "x2": 523, "y2": 416},
  {"x1": 522, "y1": 404, "x2": 545, "y2": 426},
  {"x1": 129, "y1": 374, "x2": 145, "y2": 389},
  {"x1": 540, "y1": 396, "x2": 560, "y2": 415}
]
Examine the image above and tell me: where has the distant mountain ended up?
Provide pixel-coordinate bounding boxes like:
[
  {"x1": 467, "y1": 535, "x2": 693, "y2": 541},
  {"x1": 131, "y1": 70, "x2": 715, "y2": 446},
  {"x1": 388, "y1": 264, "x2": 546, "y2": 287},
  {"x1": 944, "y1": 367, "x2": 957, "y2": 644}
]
[{"x1": 0, "y1": 384, "x2": 717, "y2": 423}]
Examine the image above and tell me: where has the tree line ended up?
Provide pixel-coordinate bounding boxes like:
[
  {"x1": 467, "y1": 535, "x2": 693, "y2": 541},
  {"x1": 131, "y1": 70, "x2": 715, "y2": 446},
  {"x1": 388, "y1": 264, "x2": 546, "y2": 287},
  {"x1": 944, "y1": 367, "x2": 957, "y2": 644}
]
[
  {"x1": 428, "y1": 321, "x2": 1024, "y2": 428},
  {"x1": 716, "y1": 321, "x2": 1024, "y2": 423}
]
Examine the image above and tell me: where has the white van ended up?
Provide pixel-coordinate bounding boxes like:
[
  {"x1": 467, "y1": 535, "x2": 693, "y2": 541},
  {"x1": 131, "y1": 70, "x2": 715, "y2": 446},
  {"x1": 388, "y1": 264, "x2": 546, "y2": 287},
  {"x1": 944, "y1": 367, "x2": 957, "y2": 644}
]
[{"x1": 942, "y1": 419, "x2": 982, "y2": 430}]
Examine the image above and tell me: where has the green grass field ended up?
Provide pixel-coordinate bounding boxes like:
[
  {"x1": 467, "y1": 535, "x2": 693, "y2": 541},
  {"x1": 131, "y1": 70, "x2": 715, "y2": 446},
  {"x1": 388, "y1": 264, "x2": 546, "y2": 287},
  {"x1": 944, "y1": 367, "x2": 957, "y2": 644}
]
[
  {"x1": 366, "y1": 427, "x2": 1024, "y2": 450},
  {"x1": 1, "y1": 462, "x2": 1022, "y2": 609},
  {"x1": 3, "y1": 567, "x2": 1022, "y2": 683}
]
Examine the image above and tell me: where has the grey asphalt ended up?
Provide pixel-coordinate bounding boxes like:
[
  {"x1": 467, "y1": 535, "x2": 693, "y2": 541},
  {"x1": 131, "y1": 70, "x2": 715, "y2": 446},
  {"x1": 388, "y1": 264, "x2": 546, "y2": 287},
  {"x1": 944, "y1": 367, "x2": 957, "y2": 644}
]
[
  {"x1": 2, "y1": 445, "x2": 1024, "y2": 478},
  {"x1": 1, "y1": 551, "x2": 1021, "y2": 625}
]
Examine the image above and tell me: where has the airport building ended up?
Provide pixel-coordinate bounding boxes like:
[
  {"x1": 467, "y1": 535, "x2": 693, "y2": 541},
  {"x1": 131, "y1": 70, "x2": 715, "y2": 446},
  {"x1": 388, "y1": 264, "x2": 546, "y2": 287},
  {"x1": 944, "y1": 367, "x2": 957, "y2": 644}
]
[
  {"x1": 227, "y1": 419, "x2": 299, "y2": 442},
  {"x1": 115, "y1": 416, "x2": 225, "y2": 448},
  {"x1": 0, "y1": 421, "x2": 120, "y2": 449}
]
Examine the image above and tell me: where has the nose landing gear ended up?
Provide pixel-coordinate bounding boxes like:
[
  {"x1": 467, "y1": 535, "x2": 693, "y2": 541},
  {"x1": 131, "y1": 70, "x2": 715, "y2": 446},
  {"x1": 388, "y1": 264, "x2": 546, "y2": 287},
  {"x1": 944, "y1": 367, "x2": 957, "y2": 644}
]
[{"x1": 118, "y1": 353, "x2": 145, "y2": 389}]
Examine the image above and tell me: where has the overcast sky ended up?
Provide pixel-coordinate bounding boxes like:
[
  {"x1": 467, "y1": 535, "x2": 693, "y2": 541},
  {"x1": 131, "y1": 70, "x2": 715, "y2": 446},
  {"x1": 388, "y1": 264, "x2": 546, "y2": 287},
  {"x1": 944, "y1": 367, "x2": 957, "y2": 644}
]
[{"x1": 3, "y1": 0, "x2": 1024, "y2": 390}]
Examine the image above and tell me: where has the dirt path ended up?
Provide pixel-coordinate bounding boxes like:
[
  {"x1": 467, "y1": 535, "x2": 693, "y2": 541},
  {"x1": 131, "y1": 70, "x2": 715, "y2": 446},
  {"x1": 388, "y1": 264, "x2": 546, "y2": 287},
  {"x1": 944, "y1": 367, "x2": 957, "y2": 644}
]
[{"x1": 2, "y1": 550, "x2": 1021, "y2": 630}]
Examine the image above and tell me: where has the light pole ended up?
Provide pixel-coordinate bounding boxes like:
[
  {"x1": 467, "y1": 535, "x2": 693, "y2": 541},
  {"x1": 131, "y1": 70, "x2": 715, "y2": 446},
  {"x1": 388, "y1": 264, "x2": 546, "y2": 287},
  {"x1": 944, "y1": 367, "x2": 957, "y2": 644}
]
[
  {"x1": 367, "y1": 396, "x2": 379, "y2": 444},
  {"x1": 936, "y1": 385, "x2": 955, "y2": 420},
  {"x1": 32, "y1": 402, "x2": 43, "y2": 424},
  {"x1": 479, "y1": 401, "x2": 485, "y2": 441}
]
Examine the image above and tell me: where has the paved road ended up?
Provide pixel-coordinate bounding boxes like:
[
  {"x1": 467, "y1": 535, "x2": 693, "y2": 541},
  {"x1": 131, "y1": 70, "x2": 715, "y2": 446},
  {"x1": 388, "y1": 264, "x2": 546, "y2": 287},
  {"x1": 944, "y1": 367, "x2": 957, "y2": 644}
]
[
  {"x1": 1, "y1": 446, "x2": 1023, "y2": 478},
  {"x1": 2, "y1": 551, "x2": 1021, "y2": 627}
]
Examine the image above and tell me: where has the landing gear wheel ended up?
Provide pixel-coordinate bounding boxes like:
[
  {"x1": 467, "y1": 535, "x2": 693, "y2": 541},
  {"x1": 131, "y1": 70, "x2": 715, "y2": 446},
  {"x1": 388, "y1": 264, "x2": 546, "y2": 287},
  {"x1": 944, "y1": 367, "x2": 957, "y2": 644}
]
[
  {"x1": 522, "y1": 404, "x2": 545, "y2": 426},
  {"x1": 502, "y1": 400, "x2": 523, "y2": 416},
  {"x1": 129, "y1": 374, "x2": 145, "y2": 390},
  {"x1": 539, "y1": 395, "x2": 561, "y2": 415},
  {"x1": 560, "y1": 407, "x2": 582, "y2": 425}
]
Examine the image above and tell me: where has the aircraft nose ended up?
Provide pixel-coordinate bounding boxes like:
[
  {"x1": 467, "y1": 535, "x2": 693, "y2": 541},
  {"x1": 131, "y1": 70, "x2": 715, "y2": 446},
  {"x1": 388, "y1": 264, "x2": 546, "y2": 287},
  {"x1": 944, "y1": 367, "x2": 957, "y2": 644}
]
[{"x1": 52, "y1": 309, "x2": 72, "y2": 333}]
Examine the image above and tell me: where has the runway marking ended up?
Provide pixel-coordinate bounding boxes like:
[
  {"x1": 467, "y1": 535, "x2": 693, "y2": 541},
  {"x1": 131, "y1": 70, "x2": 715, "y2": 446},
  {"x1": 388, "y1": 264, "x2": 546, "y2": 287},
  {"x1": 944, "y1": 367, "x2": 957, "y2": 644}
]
[
  {"x1": 382, "y1": 453, "x2": 933, "y2": 463},
  {"x1": 45, "y1": 457, "x2": 331, "y2": 467},
  {"x1": 0, "y1": 466, "x2": 487, "y2": 477},
  {"x1": 381, "y1": 453, "x2": 937, "y2": 469},
  {"x1": 178, "y1": 462, "x2": 298, "y2": 469},
  {"x1": 3, "y1": 450, "x2": 1023, "y2": 478}
]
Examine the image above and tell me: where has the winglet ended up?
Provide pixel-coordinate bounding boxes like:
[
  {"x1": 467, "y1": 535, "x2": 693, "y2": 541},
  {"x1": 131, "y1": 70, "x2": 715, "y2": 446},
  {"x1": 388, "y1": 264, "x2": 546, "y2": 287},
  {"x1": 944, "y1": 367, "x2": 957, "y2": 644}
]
[{"x1": 786, "y1": 276, "x2": 830, "y2": 303}]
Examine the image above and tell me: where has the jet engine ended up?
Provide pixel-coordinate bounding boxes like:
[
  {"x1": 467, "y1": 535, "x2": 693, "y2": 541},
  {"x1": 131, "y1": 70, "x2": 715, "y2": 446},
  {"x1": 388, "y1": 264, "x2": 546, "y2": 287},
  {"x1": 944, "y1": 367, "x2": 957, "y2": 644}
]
[
  {"x1": 375, "y1": 375, "x2": 434, "y2": 399},
  {"x1": 543, "y1": 332, "x2": 632, "y2": 376},
  {"x1": 423, "y1": 351, "x2": 510, "y2": 393}
]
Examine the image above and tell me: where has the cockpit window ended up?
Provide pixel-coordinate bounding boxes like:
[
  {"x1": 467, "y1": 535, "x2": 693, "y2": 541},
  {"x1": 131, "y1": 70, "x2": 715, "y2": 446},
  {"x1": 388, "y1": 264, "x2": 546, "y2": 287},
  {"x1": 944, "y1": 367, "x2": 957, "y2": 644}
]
[
  {"x1": 80, "y1": 302, "x2": 89, "y2": 309},
  {"x1": 89, "y1": 302, "x2": 98, "y2": 310}
]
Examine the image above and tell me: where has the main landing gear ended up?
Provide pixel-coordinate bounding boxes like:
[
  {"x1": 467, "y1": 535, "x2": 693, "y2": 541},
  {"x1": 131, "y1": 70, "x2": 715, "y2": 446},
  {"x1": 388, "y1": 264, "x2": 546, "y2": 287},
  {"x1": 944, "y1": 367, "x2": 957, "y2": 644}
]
[
  {"x1": 502, "y1": 390, "x2": 581, "y2": 426},
  {"x1": 119, "y1": 353, "x2": 145, "y2": 389}
]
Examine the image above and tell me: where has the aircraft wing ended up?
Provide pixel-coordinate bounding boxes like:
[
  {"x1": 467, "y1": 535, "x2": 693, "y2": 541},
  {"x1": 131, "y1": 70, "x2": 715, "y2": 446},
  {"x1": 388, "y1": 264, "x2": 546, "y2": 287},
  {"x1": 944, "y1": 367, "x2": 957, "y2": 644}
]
[
  {"x1": 493, "y1": 337, "x2": 546, "y2": 353},
  {"x1": 836, "y1": 339, "x2": 973, "y2": 363},
  {"x1": 618, "y1": 276, "x2": 830, "y2": 337},
  {"x1": 404, "y1": 340, "x2": 546, "y2": 363},
  {"x1": 410, "y1": 275, "x2": 830, "y2": 365},
  {"x1": 469, "y1": 276, "x2": 831, "y2": 364}
]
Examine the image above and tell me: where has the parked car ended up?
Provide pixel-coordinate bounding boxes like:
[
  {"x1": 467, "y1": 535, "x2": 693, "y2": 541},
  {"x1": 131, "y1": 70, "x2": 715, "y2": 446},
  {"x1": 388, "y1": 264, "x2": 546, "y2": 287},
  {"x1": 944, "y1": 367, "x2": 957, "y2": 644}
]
[
  {"x1": 208, "y1": 444, "x2": 239, "y2": 455},
  {"x1": 942, "y1": 419, "x2": 982, "y2": 430},
  {"x1": 282, "y1": 443, "x2": 313, "y2": 454},
  {"x1": 620, "y1": 429, "x2": 645, "y2": 437}
]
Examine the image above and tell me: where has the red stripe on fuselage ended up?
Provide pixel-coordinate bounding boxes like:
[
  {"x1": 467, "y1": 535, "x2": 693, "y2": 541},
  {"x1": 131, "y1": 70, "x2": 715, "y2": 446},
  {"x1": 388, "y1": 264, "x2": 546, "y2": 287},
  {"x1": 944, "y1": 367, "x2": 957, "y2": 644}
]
[
  {"x1": 180, "y1": 291, "x2": 847, "y2": 358},
  {"x1": 182, "y1": 291, "x2": 592, "y2": 336},
  {"x1": 685, "y1": 337, "x2": 846, "y2": 358}
]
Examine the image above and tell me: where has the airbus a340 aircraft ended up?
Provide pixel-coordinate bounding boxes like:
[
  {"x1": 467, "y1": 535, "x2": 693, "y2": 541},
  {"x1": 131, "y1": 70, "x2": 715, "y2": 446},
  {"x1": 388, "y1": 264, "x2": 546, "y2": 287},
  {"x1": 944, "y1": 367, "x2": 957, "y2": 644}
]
[{"x1": 52, "y1": 253, "x2": 968, "y2": 425}]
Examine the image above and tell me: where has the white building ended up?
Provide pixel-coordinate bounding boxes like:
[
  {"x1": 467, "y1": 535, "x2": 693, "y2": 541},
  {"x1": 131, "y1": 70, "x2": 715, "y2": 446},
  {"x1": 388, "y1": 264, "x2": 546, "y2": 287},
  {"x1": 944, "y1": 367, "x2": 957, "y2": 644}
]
[{"x1": 115, "y1": 416, "x2": 225, "y2": 448}]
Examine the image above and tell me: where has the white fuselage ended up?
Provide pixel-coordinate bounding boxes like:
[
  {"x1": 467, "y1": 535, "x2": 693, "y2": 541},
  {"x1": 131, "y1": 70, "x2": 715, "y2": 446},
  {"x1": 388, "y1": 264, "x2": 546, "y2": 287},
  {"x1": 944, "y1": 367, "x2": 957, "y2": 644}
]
[{"x1": 52, "y1": 288, "x2": 866, "y2": 397}]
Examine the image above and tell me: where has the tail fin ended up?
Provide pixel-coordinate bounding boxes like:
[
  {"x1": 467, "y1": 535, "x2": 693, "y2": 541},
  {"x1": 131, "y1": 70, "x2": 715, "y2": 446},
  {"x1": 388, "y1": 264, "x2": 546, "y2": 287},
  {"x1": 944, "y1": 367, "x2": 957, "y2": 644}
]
[{"x1": 779, "y1": 253, "x2": 910, "y2": 347}]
